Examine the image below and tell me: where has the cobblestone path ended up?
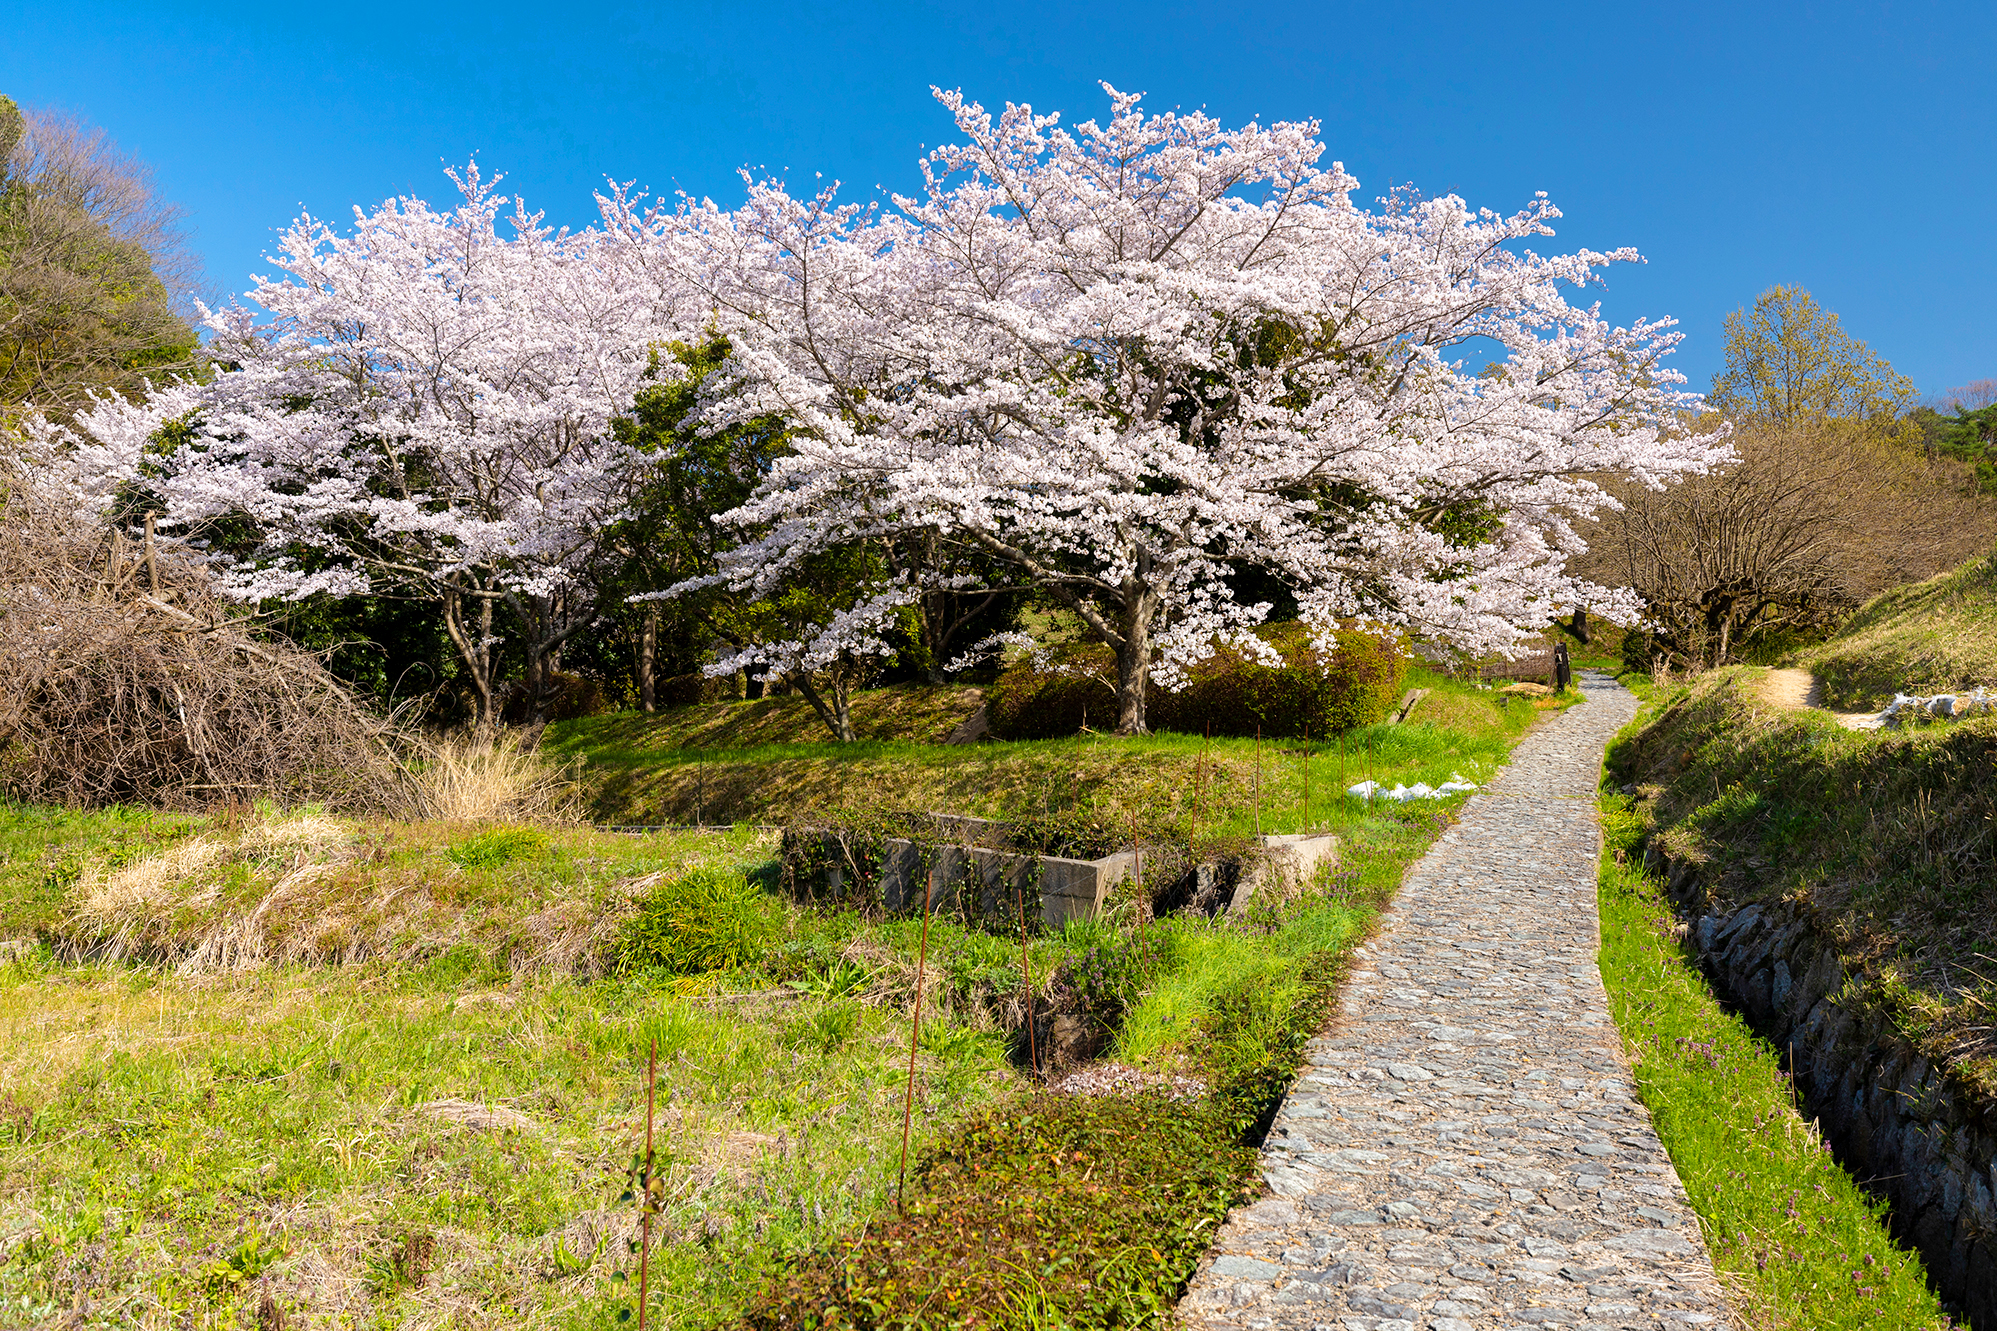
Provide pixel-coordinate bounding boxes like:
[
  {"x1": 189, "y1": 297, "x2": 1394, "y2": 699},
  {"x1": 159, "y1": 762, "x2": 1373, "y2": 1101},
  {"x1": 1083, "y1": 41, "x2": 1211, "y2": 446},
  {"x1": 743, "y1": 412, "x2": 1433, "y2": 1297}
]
[{"x1": 1179, "y1": 671, "x2": 1731, "y2": 1331}]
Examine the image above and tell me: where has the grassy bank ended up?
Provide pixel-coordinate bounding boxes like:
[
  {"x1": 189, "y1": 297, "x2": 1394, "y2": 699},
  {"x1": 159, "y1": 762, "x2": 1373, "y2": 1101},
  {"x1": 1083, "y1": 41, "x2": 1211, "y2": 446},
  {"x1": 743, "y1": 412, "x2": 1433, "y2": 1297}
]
[
  {"x1": 549, "y1": 666, "x2": 1555, "y2": 832},
  {"x1": 0, "y1": 800, "x2": 1453, "y2": 1330},
  {"x1": 1605, "y1": 667, "x2": 1997, "y2": 1097},
  {"x1": 1597, "y1": 792, "x2": 1952, "y2": 1328},
  {"x1": 1794, "y1": 551, "x2": 1997, "y2": 709}
]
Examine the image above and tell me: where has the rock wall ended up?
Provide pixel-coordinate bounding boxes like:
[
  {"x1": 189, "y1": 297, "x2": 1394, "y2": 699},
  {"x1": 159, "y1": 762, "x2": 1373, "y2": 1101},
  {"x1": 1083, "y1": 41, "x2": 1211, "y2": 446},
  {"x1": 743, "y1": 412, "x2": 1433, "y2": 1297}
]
[{"x1": 1654, "y1": 856, "x2": 1997, "y2": 1326}]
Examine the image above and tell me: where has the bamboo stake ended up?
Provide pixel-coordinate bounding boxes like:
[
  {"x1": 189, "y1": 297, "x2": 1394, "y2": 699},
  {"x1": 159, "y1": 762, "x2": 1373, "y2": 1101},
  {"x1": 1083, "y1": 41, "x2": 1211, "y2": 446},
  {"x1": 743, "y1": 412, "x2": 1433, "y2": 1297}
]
[
  {"x1": 1130, "y1": 811, "x2": 1149, "y2": 972},
  {"x1": 897, "y1": 874, "x2": 934, "y2": 1212},
  {"x1": 1193, "y1": 723, "x2": 1210, "y2": 853},
  {"x1": 1013, "y1": 876, "x2": 1039, "y2": 1078},
  {"x1": 1254, "y1": 726, "x2": 1263, "y2": 839},
  {"x1": 639, "y1": 1036, "x2": 656, "y2": 1331},
  {"x1": 1303, "y1": 723, "x2": 1311, "y2": 832}
]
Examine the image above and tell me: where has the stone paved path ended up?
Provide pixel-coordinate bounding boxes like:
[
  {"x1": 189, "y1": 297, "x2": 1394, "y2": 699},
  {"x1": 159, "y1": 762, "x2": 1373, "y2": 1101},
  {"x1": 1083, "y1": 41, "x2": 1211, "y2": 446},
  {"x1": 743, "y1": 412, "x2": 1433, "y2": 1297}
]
[{"x1": 1179, "y1": 671, "x2": 1732, "y2": 1331}]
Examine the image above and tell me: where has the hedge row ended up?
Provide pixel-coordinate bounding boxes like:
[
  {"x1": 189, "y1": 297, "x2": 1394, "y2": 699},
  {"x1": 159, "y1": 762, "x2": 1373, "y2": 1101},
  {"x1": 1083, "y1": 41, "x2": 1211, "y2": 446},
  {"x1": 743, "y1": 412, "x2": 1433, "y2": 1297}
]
[{"x1": 985, "y1": 620, "x2": 1405, "y2": 740}]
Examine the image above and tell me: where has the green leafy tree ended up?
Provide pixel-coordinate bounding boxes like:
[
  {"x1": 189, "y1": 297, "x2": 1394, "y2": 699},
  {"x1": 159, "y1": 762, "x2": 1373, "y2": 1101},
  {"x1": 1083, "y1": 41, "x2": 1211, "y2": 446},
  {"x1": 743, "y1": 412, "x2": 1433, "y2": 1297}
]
[
  {"x1": 0, "y1": 94, "x2": 199, "y2": 419},
  {"x1": 1708, "y1": 285, "x2": 1914, "y2": 435},
  {"x1": 606, "y1": 337, "x2": 790, "y2": 707}
]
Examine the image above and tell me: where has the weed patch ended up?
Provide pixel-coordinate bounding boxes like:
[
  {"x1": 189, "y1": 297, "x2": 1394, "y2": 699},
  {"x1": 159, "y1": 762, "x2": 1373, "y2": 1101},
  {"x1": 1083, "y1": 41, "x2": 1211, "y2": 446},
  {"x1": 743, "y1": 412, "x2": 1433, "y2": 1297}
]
[{"x1": 617, "y1": 867, "x2": 784, "y2": 974}]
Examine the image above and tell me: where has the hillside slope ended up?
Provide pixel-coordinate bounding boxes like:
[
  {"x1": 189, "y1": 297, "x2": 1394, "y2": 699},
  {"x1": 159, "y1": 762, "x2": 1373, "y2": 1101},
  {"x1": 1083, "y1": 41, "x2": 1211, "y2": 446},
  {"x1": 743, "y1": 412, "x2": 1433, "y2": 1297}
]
[
  {"x1": 1796, "y1": 551, "x2": 1997, "y2": 708},
  {"x1": 1607, "y1": 667, "x2": 1997, "y2": 1096}
]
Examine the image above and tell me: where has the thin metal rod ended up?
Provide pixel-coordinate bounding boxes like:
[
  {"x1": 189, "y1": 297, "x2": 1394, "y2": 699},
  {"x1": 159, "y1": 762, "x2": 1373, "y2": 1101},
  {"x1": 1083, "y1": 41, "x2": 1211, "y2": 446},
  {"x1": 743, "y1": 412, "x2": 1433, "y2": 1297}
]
[{"x1": 897, "y1": 874, "x2": 934, "y2": 1212}]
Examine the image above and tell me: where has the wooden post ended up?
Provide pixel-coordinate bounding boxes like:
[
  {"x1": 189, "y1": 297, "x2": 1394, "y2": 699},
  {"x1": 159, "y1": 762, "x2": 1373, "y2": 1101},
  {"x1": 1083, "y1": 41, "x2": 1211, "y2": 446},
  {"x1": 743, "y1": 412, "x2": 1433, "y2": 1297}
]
[
  {"x1": 1302, "y1": 724, "x2": 1310, "y2": 832},
  {"x1": 1253, "y1": 726, "x2": 1262, "y2": 840}
]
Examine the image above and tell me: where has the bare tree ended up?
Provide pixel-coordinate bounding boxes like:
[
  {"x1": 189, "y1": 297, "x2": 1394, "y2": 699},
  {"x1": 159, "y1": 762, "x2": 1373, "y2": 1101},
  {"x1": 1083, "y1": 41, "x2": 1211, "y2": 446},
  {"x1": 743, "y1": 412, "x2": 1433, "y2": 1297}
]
[
  {"x1": 0, "y1": 94, "x2": 202, "y2": 418},
  {"x1": 1582, "y1": 425, "x2": 1996, "y2": 668},
  {"x1": 1932, "y1": 378, "x2": 1997, "y2": 413}
]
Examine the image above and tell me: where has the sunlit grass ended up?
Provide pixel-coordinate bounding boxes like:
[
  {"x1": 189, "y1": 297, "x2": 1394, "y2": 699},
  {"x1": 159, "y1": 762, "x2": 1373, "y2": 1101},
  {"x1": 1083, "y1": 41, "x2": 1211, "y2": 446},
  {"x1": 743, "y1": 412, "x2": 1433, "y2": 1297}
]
[{"x1": 1596, "y1": 795, "x2": 1954, "y2": 1330}]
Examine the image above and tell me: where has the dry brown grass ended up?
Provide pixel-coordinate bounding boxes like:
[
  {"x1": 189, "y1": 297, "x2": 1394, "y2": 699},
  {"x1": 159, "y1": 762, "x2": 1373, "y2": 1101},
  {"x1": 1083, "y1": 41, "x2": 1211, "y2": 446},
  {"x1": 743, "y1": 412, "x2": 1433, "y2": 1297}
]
[
  {"x1": 402, "y1": 732, "x2": 584, "y2": 824},
  {"x1": 50, "y1": 811, "x2": 772, "y2": 976}
]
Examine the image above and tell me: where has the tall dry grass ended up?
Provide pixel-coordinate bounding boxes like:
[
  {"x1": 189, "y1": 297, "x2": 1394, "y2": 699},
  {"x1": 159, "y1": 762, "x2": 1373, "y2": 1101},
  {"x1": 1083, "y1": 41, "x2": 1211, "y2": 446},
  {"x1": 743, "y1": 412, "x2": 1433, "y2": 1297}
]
[{"x1": 401, "y1": 733, "x2": 583, "y2": 824}]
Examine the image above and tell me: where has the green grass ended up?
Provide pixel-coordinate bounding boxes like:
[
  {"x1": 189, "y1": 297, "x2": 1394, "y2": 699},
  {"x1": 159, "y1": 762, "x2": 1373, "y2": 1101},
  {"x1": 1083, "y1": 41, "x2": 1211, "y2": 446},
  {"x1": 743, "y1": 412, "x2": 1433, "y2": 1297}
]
[
  {"x1": 560, "y1": 683, "x2": 984, "y2": 752},
  {"x1": 745, "y1": 829, "x2": 1419, "y2": 1329},
  {"x1": 0, "y1": 800, "x2": 203, "y2": 935},
  {"x1": 0, "y1": 952, "x2": 1017, "y2": 1330},
  {"x1": 550, "y1": 666, "x2": 1555, "y2": 833},
  {"x1": 1606, "y1": 667, "x2": 1997, "y2": 1096},
  {"x1": 1596, "y1": 793, "x2": 1953, "y2": 1330},
  {"x1": 1795, "y1": 551, "x2": 1997, "y2": 708},
  {"x1": 0, "y1": 666, "x2": 1569, "y2": 1329}
]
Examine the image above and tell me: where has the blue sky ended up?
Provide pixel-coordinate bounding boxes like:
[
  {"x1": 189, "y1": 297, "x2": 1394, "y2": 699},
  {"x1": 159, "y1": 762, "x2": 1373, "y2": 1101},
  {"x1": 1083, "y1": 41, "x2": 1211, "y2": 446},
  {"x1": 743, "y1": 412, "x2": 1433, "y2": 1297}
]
[{"x1": 6, "y1": 1, "x2": 1990, "y2": 398}]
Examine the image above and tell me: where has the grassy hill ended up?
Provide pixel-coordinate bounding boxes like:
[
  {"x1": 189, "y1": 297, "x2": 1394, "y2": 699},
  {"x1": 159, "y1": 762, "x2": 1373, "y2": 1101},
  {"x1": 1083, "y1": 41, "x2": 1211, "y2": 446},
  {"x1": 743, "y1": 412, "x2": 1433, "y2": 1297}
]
[{"x1": 1795, "y1": 550, "x2": 1997, "y2": 708}]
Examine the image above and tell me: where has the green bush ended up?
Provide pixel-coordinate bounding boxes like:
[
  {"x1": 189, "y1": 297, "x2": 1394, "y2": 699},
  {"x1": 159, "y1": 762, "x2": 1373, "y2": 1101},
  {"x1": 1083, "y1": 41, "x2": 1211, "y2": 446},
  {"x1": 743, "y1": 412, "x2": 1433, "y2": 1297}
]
[
  {"x1": 501, "y1": 670, "x2": 609, "y2": 722},
  {"x1": 446, "y1": 826, "x2": 550, "y2": 869},
  {"x1": 614, "y1": 868, "x2": 781, "y2": 974},
  {"x1": 985, "y1": 621, "x2": 1404, "y2": 739},
  {"x1": 655, "y1": 671, "x2": 731, "y2": 708}
]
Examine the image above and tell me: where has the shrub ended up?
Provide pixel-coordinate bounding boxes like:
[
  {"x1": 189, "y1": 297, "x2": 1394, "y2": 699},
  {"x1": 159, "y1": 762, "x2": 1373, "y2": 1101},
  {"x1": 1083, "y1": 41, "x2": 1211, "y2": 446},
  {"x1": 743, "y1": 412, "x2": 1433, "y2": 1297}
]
[
  {"x1": 745, "y1": 1093, "x2": 1254, "y2": 1330},
  {"x1": 985, "y1": 621, "x2": 1404, "y2": 739},
  {"x1": 501, "y1": 671, "x2": 610, "y2": 723},
  {"x1": 614, "y1": 868, "x2": 780, "y2": 974},
  {"x1": 654, "y1": 671, "x2": 731, "y2": 708}
]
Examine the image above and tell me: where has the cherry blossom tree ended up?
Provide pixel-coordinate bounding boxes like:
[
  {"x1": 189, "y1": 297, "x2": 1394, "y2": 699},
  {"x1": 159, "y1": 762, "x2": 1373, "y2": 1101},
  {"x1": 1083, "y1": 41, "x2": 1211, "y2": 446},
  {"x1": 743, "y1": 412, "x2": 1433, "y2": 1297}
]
[
  {"x1": 627, "y1": 85, "x2": 1732, "y2": 733},
  {"x1": 41, "y1": 165, "x2": 687, "y2": 733}
]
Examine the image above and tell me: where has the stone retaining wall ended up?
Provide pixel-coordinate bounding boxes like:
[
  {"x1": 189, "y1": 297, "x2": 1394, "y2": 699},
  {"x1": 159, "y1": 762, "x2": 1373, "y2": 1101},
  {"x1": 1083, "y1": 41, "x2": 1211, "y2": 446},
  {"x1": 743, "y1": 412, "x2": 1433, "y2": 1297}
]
[
  {"x1": 1653, "y1": 854, "x2": 1996, "y2": 1326},
  {"x1": 784, "y1": 818, "x2": 1339, "y2": 928}
]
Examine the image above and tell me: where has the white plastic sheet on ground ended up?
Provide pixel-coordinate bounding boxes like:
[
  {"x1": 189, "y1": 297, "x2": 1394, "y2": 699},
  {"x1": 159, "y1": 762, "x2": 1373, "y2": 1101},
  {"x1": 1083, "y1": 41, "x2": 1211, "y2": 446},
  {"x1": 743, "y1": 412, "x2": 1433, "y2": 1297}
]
[
  {"x1": 1877, "y1": 686, "x2": 1995, "y2": 726},
  {"x1": 1347, "y1": 772, "x2": 1480, "y2": 802}
]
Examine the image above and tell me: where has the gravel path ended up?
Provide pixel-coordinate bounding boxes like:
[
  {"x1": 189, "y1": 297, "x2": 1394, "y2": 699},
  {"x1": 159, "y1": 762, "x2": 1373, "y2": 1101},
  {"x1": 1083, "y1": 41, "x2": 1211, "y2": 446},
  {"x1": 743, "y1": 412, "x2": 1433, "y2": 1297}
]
[{"x1": 1178, "y1": 671, "x2": 1732, "y2": 1331}]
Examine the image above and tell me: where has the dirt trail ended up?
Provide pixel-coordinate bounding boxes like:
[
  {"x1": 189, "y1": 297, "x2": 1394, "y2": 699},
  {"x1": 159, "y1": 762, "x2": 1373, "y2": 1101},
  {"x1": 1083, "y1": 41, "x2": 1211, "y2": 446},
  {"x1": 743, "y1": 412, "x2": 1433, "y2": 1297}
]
[{"x1": 1758, "y1": 668, "x2": 1879, "y2": 730}]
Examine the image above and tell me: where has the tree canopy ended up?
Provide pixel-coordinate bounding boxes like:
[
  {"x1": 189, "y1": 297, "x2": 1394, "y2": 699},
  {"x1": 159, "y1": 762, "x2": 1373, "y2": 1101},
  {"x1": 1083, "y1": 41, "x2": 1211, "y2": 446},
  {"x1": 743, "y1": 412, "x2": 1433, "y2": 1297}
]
[
  {"x1": 1707, "y1": 284, "x2": 1914, "y2": 434},
  {"x1": 627, "y1": 84, "x2": 1728, "y2": 731}
]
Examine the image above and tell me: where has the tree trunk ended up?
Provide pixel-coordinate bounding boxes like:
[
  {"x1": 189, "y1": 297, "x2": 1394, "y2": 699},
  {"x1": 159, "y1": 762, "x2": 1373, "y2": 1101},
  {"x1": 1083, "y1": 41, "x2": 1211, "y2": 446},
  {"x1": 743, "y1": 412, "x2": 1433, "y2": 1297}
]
[
  {"x1": 792, "y1": 668, "x2": 857, "y2": 742},
  {"x1": 638, "y1": 604, "x2": 658, "y2": 713},
  {"x1": 1112, "y1": 593, "x2": 1157, "y2": 735},
  {"x1": 523, "y1": 639, "x2": 547, "y2": 724},
  {"x1": 441, "y1": 584, "x2": 499, "y2": 739},
  {"x1": 1568, "y1": 608, "x2": 1590, "y2": 644}
]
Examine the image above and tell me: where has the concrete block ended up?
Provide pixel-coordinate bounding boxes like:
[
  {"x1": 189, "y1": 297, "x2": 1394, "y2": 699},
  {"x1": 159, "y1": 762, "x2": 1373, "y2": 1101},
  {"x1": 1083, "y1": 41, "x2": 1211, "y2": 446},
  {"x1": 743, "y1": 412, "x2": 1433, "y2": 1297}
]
[{"x1": 1231, "y1": 833, "x2": 1341, "y2": 915}]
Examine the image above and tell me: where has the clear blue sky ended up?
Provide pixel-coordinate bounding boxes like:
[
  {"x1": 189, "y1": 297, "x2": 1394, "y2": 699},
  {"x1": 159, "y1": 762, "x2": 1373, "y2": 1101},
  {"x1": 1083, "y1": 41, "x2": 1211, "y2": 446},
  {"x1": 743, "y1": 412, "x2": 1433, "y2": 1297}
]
[{"x1": 6, "y1": 1, "x2": 1990, "y2": 398}]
